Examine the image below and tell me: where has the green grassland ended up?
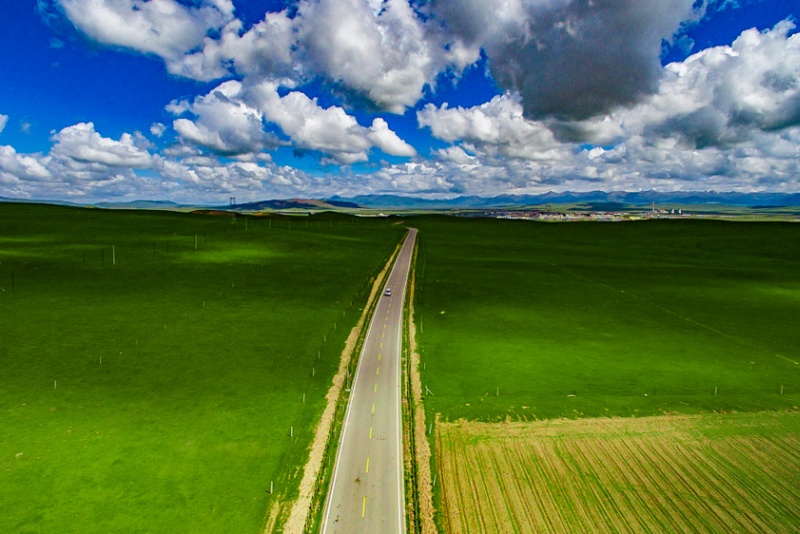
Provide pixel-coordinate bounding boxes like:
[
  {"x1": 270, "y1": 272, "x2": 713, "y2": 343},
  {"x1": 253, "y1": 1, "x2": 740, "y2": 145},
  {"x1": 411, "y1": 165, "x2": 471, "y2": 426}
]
[
  {"x1": 0, "y1": 203, "x2": 404, "y2": 533},
  {"x1": 413, "y1": 216, "x2": 800, "y2": 422}
]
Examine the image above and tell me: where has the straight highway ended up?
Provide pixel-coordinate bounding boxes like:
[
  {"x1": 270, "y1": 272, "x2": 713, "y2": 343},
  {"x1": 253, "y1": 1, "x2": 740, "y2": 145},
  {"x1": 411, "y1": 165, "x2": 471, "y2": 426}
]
[{"x1": 321, "y1": 228, "x2": 416, "y2": 534}]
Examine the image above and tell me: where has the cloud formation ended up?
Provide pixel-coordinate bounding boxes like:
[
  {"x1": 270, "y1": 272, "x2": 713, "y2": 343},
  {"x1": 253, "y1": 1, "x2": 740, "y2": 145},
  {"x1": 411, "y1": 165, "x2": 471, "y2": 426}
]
[
  {"x1": 423, "y1": 22, "x2": 800, "y2": 152},
  {"x1": 51, "y1": 122, "x2": 152, "y2": 168},
  {"x1": 295, "y1": 0, "x2": 436, "y2": 113},
  {"x1": 50, "y1": 0, "x2": 704, "y2": 120},
  {"x1": 644, "y1": 20, "x2": 800, "y2": 147},
  {"x1": 430, "y1": 0, "x2": 701, "y2": 119},
  {"x1": 170, "y1": 81, "x2": 276, "y2": 156},
  {"x1": 5, "y1": 3, "x2": 797, "y2": 202},
  {"x1": 55, "y1": 0, "x2": 235, "y2": 76},
  {"x1": 172, "y1": 80, "x2": 415, "y2": 164}
]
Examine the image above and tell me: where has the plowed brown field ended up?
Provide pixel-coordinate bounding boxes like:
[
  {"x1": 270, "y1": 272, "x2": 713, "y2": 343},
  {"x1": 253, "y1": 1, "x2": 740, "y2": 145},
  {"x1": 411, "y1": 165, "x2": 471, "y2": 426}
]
[{"x1": 437, "y1": 411, "x2": 800, "y2": 533}]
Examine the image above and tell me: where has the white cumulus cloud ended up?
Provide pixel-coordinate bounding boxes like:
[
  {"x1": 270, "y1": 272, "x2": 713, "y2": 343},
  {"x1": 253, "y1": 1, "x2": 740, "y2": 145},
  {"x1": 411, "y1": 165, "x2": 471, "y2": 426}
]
[
  {"x1": 55, "y1": 0, "x2": 235, "y2": 76},
  {"x1": 173, "y1": 81, "x2": 416, "y2": 164},
  {"x1": 418, "y1": 94, "x2": 567, "y2": 161},
  {"x1": 170, "y1": 81, "x2": 275, "y2": 156},
  {"x1": 51, "y1": 122, "x2": 152, "y2": 168},
  {"x1": 296, "y1": 0, "x2": 436, "y2": 113}
]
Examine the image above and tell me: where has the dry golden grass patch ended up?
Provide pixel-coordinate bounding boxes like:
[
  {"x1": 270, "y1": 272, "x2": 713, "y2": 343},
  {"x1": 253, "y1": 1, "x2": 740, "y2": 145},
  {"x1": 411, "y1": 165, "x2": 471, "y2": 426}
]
[{"x1": 437, "y1": 411, "x2": 800, "y2": 533}]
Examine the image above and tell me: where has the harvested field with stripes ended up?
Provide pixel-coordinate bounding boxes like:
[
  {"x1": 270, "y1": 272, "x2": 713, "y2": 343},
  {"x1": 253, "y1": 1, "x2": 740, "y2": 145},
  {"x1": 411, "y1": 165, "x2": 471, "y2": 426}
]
[{"x1": 437, "y1": 411, "x2": 800, "y2": 533}]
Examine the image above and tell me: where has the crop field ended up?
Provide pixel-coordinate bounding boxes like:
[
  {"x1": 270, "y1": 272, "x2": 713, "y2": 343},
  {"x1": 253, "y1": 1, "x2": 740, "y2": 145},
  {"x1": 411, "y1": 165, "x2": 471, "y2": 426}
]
[
  {"x1": 437, "y1": 411, "x2": 800, "y2": 533},
  {"x1": 0, "y1": 203, "x2": 404, "y2": 533},
  {"x1": 413, "y1": 217, "x2": 800, "y2": 421}
]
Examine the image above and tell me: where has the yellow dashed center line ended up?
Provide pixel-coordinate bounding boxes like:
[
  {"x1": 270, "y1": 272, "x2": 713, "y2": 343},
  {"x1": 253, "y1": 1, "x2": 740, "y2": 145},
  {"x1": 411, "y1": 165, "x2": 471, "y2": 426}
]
[
  {"x1": 376, "y1": 367, "x2": 380, "y2": 376},
  {"x1": 378, "y1": 353, "x2": 381, "y2": 361},
  {"x1": 365, "y1": 457, "x2": 370, "y2": 473},
  {"x1": 374, "y1": 383, "x2": 378, "y2": 392},
  {"x1": 372, "y1": 403, "x2": 375, "y2": 414},
  {"x1": 369, "y1": 426, "x2": 373, "y2": 439},
  {"x1": 362, "y1": 496, "x2": 367, "y2": 518}
]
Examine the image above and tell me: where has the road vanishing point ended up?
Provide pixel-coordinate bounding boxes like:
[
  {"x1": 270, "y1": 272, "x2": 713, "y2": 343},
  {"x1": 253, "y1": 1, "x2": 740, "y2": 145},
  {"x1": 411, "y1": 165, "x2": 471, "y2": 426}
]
[{"x1": 321, "y1": 228, "x2": 417, "y2": 534}]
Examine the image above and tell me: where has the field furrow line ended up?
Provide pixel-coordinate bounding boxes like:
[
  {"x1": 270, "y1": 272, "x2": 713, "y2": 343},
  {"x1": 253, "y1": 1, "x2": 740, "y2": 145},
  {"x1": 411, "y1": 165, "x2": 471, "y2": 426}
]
[
  {"x1": 560, "y1": 439, "x2": 623, "y2": 532},
  {"x1": 731, "y1": 436, "x2": 800, "y2": 500},
  {"x1": 492, "y1": 442, "x2": 533, "y2": 532},
  {"x1": 535, "y1": 440, "x2": 582, "y2": 531},
  {"x1": 637, "y1": 435, "x2": 730, "y2": 533},
  {"x1": 614, "y1": 437, "x2": 695, "y2": 532},
  {"x1": 591, "y1": 435, "x2": 669, "y2": 533},
  {"x1": 454, "y1": 432, "x2": 478, "y2": 534},
  {"x1": 502, "y1": 441, "x2": 548, "y2": 532},
  {"x1": 563, "y1": 439, "x2": 630, "y2": 533},
  {"x1": 769, "y1": 435, "x2": 800, "y2": 466},
  {"x1": 680, "y1": 439, "x2": 775, "y2": 531},
  {"x1": 552, "y1": 440, "x2": 602, "y2": 532},
  {"x1": 710, "y1": 437, "x2": 800, "y2": 528},
  {"x1": 436, "y1": 414, "x2": 800, "y2": 534},
  {"x1": 466, "y1": 439, "x2": 495, "y2": 533},
  {"x1": 647, "y1": 437, "x2": 739, "y2": 532},
  {"x1": 520, "y1": 442, "x2": 567, "y2": 533},
  {"x1": 603, "y1": 437, "x2": 678, "y2": 532},
  {"x1": 474, "y1": 442, "x2": 515, "y2": 533},
  {"x1": 438, "y1": 427, "x2": 466, "y2": 534}
]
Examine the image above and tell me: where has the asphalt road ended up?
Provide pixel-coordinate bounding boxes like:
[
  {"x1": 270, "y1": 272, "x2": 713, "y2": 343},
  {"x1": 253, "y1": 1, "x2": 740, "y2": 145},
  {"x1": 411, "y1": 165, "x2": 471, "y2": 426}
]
[{"x1": 321, "y1": 228, "x2": 416, "y2": 534}]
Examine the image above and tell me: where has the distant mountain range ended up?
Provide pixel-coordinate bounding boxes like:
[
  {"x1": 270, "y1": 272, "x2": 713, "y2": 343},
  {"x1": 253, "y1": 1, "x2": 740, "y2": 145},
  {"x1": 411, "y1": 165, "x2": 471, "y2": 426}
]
[
  {"x1": 330, "y1": 191, "x2": 800, "y2": 209},
  {"x1": 227, "y1": 198, "x2": 360, "y2": 211},
  {"x1": 2, "y1": 191, "x2": 800, "y2": 211}
]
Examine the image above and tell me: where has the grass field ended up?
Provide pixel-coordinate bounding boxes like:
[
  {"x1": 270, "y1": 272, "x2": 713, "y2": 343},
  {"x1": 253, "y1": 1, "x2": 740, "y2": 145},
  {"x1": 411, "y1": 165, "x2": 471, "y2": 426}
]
[
  {"x1": 437, "y1": 411, "x2": 800, "y2": 533},
  {"x1": 413, "y1": 217, "x2": 800, "y2": 422},
  {"x1": 0, "y1": 203, "x2": 404, "y2": 533}
]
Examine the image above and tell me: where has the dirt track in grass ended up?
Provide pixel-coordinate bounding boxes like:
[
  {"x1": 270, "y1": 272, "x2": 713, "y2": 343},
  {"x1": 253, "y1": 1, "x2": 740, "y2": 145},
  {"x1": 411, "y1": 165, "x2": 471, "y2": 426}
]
[{"x1": 437, "y1": 411, "x2": 800, "y2": 533}]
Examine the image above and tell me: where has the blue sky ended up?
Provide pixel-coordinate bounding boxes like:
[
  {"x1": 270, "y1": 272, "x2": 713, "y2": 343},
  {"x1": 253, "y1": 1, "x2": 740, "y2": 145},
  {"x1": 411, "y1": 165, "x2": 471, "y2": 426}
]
[{"x1": 0, "y1": 0, "x2": 798, "y2": 202}]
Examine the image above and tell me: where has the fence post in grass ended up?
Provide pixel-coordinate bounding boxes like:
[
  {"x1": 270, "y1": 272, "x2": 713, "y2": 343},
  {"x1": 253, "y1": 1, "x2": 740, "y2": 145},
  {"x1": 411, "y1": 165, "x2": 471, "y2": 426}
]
[
  {"x1": 781, "y1": 385, "x2": 784, "y2": 395},
  {"x1": 270, "y1": 481, "x2": 274, "y2": 494},
  {"x1": 312, "y1": 367, "x2": 316, "y2": 377},
  {"x1": 714, "y1": 386, "x2": 717, "y2": 396},
  {"x1": 54, "y1": 380, "x2": 57, "y2": 389},
  {"x1": 112, "y1": 245, "x2": 116, "y2": 266},
  {"x1": 290, "y1": 426, "x2": 294, "y2": 438},
  {"x1": 302, "y1": 393, "x2": 305, "y2": 404},
  {"x1": 497, "y1": 387, "x2": 499, "y2": 397}
]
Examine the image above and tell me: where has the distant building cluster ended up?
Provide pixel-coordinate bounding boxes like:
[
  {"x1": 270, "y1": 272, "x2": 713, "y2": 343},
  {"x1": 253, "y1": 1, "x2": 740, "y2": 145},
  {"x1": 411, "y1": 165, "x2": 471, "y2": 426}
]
[{"x1": 473, "y1": 208, "x2": 692, "y2": 222}]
